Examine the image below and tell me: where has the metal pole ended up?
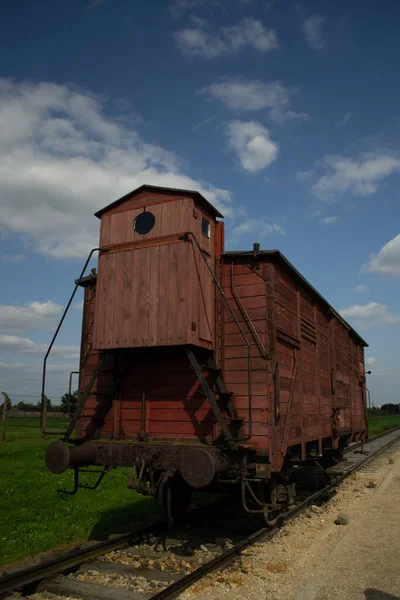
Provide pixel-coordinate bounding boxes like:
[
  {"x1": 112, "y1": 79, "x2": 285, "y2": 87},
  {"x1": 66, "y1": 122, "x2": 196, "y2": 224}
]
[
  {"x1": 366, "y1": 387, "x2": 371, "y2": 410},
  {"x1": 41, "y1": 248, "x2": 104, "y2": 434},
  {"x1": 1, "y1": 392, "x2": 8, "y2": 442},
  {"x1": 68, "y1": 371, "x2": 80, "y2": 416},
  {"x1": 41, "y1": 394, "x2": 49, "y2": 439}
]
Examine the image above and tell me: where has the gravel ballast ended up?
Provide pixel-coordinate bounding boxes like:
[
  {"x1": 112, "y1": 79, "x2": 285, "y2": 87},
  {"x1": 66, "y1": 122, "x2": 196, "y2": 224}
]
[{"x1": 179, "y1": 446, "x2": 400, "y2": 600}]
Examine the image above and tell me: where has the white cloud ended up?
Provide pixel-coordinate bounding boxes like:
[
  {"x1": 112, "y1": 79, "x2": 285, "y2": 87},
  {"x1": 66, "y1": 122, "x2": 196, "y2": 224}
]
[
  {"x1": 302, "y1": 15, "x2": 324, "y2": 50},
  {"x1": 294, "y1": 169, "x2": 314, "y2": 182},
  {"x1": 0, "y1": 78, "x2": 232, "y2": 259},
  {"x1": 335, "y1": 112, "x2": 351, "y2": 127},
  {"x1": 311, "y1": 152, "x2": 400, "y2": 201},
  {"x1": 354, "y1": 285, "x2": 368, "y2": 293},
  {"x1": 340, "y1": 302, "x2": 400, "y2": 330},
  {"x1": 174, "y1": 18, "x2": 278, "y2": 59},
  {"x1": 0, "y1": 333, "x2": 79, "y2": 360},
  {"x1": 367, "y1": 233, "x2": 400, "y2": 277},
  {"x1": 200, "y1": 78, "x2": 308, "y2": 123},
  {"x1": 320, "y1": 216, "x2": 338, "y2": 225},
  {"x1": 366, "y1": 356, "x2": 376, "y2": 366},
  {"x1": 225, "y1": 120, "x2": 278, "y2": 173},
  {"x1": 73, "y1": 300, "x2": 84, "y2": 312},
  {"x1": 0, "y1": 301, "x2": 62, "y2": 332},
  {"x1": 230, "y1": 217, "x2": 284, "y2": 241}
]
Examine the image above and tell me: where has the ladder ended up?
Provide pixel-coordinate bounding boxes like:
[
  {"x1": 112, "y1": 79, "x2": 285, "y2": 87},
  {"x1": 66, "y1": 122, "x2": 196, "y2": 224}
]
[{"x1": 186, "y1": 348, "x2": 243, "y2": 447}]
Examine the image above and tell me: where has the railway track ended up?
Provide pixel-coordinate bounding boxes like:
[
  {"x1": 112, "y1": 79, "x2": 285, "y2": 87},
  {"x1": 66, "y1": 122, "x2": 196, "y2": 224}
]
[{"x1": 1, "y1": 426, "x2": 400, "y2": 600}]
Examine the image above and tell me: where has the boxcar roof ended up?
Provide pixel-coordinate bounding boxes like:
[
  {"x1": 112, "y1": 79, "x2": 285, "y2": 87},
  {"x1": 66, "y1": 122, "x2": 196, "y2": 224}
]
[
  {"x1": 223, "y1": 249, "x2": 368, "y2": 347},
  {"x1": 94, "y1": 184, "x2": 224, "y2": 219}
]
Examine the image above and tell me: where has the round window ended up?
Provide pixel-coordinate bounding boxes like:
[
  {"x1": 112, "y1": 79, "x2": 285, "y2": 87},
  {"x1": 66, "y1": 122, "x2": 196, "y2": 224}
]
[{"x1": 133, "y1": 211, "x2": 155, "y2": 235}]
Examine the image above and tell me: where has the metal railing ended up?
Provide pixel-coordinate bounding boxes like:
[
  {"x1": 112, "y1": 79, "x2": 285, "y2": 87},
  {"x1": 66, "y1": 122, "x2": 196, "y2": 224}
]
[{"x1": 40, "y1": 248, "x2": 104, "y2": 435}]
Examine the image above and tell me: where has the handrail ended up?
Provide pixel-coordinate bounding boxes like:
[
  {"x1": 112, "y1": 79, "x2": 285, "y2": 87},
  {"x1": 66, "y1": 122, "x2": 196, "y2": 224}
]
[
  {"x1": 230, "y1": 262, "x2": 269, "y2": 359},
  {"x1": 69, "y1": 371, "x2": 79, "y2": 396},
  {"x1": 40, "y1": 247, "x2": 105, "y2": 435},
  {"x1": 180, "y1": 232, "x2": 253, "y2": 442}
]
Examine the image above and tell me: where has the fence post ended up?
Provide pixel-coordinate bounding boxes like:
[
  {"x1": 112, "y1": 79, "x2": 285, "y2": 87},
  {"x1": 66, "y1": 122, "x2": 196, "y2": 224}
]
[
  {"x1": 41, "y1": 394, "x2": 49, "y2": 439},
  {"x1": 1, "y1": 391, "x2": 9, "y2": 442}
]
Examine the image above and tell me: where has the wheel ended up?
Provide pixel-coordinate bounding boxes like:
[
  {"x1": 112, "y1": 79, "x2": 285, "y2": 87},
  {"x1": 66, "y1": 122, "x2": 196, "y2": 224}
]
[{"x1": 157, "y1": 473, "x2": 192, "y2": 523}]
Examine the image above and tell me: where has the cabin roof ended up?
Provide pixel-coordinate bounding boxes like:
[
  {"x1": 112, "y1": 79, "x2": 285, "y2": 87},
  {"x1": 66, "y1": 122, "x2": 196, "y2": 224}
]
[
  {"x1": 94, "y1": 184, "x2": 224, "y2": 219},
  {"x1": 223, "y1": 249, "x2": 368, "y2": 347}
]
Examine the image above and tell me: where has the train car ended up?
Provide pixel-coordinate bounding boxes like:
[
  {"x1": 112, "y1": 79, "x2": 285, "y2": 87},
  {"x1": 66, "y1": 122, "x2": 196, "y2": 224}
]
[{"x1": 45, "y1": 184, "x2": 368, "y2": 524}]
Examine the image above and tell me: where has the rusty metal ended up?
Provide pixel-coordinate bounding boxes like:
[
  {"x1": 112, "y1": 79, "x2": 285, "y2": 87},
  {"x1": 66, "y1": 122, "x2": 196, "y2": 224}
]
[
  {"x1": 41, "y1": 247, "x2": 106, "y2": 435},
  {"x1": 180, "y1": 447, "x2": 230, "y2": 488},
  {"x1": 45, "y1": 440, "x2": 98, "y2": 474}
]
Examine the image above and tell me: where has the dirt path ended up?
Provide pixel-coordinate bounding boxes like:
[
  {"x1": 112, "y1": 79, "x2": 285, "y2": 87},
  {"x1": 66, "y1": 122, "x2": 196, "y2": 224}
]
[{"x1": 181, "y1": 444, "x2": 400, "y2": 600}]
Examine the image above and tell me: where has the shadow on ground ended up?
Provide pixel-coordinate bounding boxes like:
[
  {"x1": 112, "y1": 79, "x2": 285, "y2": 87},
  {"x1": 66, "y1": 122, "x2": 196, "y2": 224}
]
[
  {"x1": 88, "y1": 497, "x2": 160, "y2": 541},
  {"x1": 365, "y1": 589, "x2": 400, "y2": 600}
]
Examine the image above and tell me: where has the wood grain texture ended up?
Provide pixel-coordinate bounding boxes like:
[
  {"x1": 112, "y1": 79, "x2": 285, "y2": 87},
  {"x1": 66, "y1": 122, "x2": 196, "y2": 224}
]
[{"x1": 94, "y1": 192, "x2": 215, "y2": 350}]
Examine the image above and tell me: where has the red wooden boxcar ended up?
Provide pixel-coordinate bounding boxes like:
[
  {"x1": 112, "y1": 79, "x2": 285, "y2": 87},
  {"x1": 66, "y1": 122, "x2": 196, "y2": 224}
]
[{"x1": 46, "y1": 185, "x2": 368, "y2": 524}]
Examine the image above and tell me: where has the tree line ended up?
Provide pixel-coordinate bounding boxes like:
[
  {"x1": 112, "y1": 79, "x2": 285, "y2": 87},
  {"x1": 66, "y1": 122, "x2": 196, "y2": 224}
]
[{"x1": 0, "y1": 391, "x2": 78, "y2": 415}]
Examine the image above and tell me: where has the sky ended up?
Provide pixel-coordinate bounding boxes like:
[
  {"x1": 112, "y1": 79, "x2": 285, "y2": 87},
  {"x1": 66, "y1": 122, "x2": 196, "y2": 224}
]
[{"x1": 0, "y1": 0, "x2": 399, "y2": 406}]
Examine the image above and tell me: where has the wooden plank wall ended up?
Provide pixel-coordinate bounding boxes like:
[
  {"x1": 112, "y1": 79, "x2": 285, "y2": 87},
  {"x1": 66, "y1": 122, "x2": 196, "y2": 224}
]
[
  {"x1": 78, "y1": 279, "x2": 218, "y2": 440},
  {"x1": 272, "y1": 262, "x2": 367, "y2": 461},
  {"x1": 94, "y1": 193, "x2": 215, "y2": 351},
  {"x1": 222, "y1": 261, "x2": 269, "y2": 449}
]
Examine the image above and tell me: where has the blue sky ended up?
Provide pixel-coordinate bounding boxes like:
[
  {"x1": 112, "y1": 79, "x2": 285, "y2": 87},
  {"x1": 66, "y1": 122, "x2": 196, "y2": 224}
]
[{"x1": 0, "y1": 0, "x2": 399, "y2": 405}]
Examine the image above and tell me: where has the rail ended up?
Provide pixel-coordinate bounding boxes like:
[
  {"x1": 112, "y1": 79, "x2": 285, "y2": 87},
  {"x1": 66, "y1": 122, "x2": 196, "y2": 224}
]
[
  {"x1": 2, "y1": 426, "x2": 399, "y2": 599},
  {"x1": 180, "y1": 232, "x2": 255, "y2": 442},
  {"x1": 40, "y1": 247, "x2": 105, "y2": 435}
]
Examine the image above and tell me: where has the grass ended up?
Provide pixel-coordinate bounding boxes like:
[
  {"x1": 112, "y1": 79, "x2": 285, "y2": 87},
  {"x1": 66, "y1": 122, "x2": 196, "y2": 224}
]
[
  {"x1": 367, "y1": 415, "x2": 400, "y2": 436},
  {"x1": 0, "y1": 422, "x2": 158, "y2": 567},
  {"x1": 1, "y1": 414, "x2": 400, "y2": 568}
]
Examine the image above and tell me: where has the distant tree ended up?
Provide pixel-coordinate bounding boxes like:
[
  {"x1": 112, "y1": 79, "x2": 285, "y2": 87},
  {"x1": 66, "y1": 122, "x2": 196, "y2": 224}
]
[
  {"x1": 381, "y1": 403, "x2": 399, "y2": 415},
  {"x1": 17, "y1": 401, "x2": 26, "y2": 410},
  {"x1": 37, "y1": 396, "x2": 52, "y2": 410},
  {"x1": 61, "y1": 390, "x2": 78, "y2": 416}
]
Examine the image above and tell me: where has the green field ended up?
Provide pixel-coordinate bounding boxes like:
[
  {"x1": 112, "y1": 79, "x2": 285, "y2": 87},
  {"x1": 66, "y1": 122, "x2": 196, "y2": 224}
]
[
  {"x1": 367, "y1": 415, "x2": 400, "y2": 436},
  {"x1": 0, "y1": 422, "x2": 158, "y2": 567},
  {"x1": 1, "y1": 414, "x2": 400, "y2": 568}
]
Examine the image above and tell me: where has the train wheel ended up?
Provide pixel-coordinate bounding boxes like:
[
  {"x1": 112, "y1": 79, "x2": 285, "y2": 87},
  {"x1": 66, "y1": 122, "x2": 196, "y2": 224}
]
[{"x1": 157, "y1": 473, "x2": 192, "y2": 523}]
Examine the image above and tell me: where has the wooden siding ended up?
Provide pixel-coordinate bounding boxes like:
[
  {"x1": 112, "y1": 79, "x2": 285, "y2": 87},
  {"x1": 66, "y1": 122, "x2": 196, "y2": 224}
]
[
  {"x1": 221, "y1": 261, "x2": 270, "y2": 449},
  {"x1": 271, "y1": 262, "x2": 367, "y2": 467},
  {"x1": 77, "y1": 229, "x2": 367, "y2": 473},
  {"x1": 94, "y1": 192, "x2": 216, "y2": 350}
]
